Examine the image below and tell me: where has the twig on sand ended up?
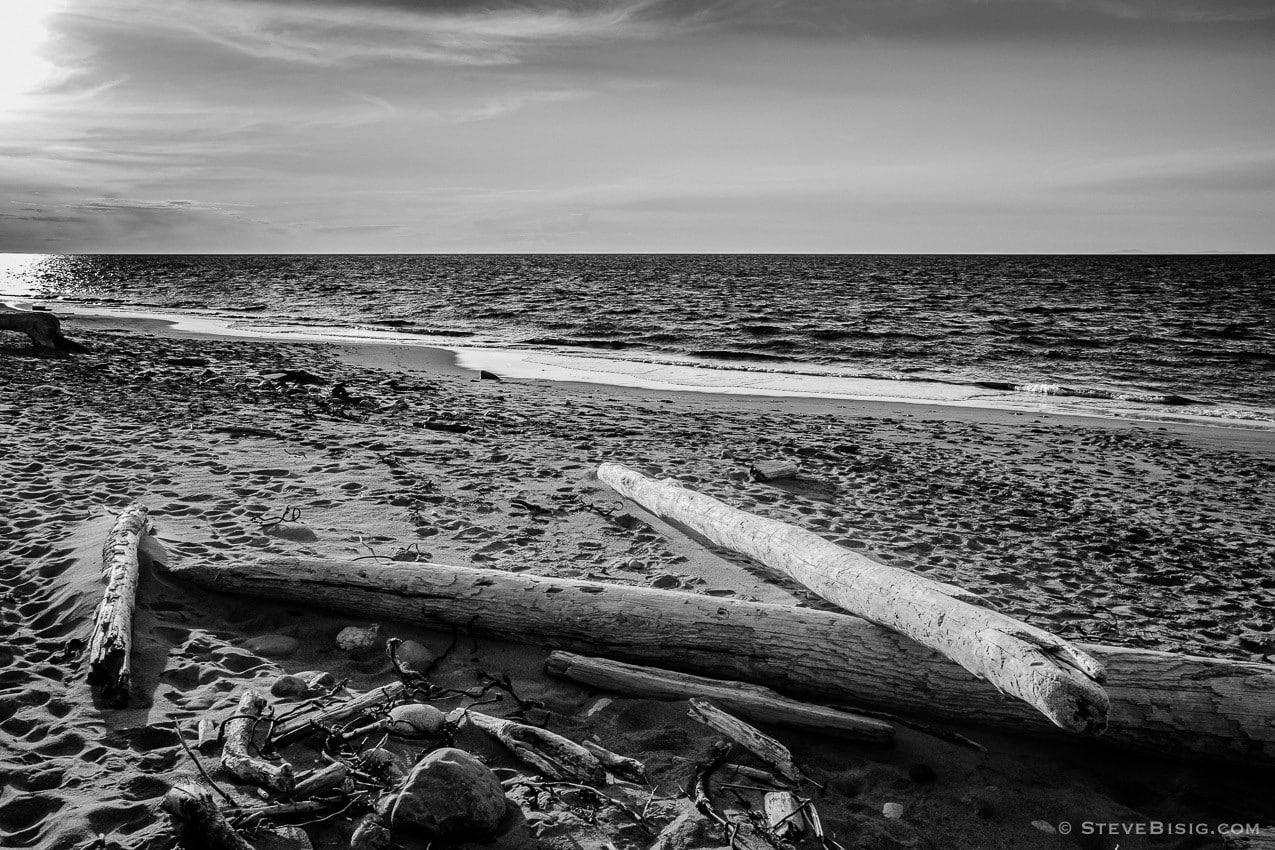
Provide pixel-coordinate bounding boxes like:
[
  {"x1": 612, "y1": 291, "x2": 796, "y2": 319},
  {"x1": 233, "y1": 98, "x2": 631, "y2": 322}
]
[{"x1": 171, "y1": 721, "x2": 237, "y2": 808}]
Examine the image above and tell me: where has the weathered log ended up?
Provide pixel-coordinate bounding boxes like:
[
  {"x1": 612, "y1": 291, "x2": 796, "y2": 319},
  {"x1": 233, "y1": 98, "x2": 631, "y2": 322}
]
[
  {"x1": 293, "y1": 762, "x2": 349, "y2": 798},
  {"x1": 0, "y1": 305, "x2": 87, "y2": 352},
  {"x1": 86, "y1": 503, "x2": 150, "y2": 708},
  {"x1": 162, "y1": 781, "x2": 254, "y2": 850},
  {"x1": 546, "y1": 651, "x2": 893, "y2": 743},
  {"x1": 222, "y1": 689, "x2": 295, "y2": 793},
  {"x1": 271, "y1": 682, "x2": 406, "y2": 748},
  {"x1": 468, "y1": 711, "x2": 606, "y2": 784},
  {"x1": 160, "y1": 556, "x2": 1275, "y2": 768},
  {"x1": 581, "y1": 740, "x2": 648, "y2": 784},
  {"x1": 688, "y1": 699, "x2": 803, "y2": 784},
  {"x1": 597, "y1": 462, "x2": 1107, "y2": 734}
]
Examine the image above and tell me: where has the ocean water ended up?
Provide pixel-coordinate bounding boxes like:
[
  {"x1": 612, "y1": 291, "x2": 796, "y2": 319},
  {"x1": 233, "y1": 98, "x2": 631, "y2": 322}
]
[{"x1": 2, "y1": 254, "x2": 1273, "y2": 419}]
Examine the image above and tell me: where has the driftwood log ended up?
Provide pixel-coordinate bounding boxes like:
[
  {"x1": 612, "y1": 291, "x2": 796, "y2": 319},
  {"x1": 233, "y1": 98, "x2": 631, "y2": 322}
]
[
  {"x1": 0, "y1": 306, "x2": 86, "y2": 351},
  {"x1": 163, "y1": 781, "x2": 254, "y2": 850},
  {"x1": 688, "y1": 699, "x2": 804, "y2": 783},
  {"x1": 468, "y1": 711, "x2": 606, "y2": 784},
  {"x1": 222, "y1": 690, "x2": 295, "y2": 793},
  {"x1": 86, "y1": 503, "x2": 151, "y2": 708},
  {"x1": 598, "y1": 462, "x2": 1107, "y2": 733},
  {"x1": 161, "y1": 557, "x2": 1275, "y2": 768},
  {"x1": 547, "y1": 651, "x2": 893, "y2": 742}
]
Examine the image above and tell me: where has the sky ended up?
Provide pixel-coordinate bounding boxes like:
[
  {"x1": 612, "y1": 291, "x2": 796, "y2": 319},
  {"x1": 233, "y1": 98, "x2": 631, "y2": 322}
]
[{"x1": 0, "y1": 0, "x2": 1272, "y2": 253}]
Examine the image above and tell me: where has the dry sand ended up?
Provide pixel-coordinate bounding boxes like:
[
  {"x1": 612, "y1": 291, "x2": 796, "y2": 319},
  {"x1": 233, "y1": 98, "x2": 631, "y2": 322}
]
[{"x1": 1, "y1": 315, "x2": 1273, "y2": 850}]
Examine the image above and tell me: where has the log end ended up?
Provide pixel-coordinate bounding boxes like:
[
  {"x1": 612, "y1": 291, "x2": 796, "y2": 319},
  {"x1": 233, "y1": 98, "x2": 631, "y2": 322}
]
[{"x1": 88, "y1": 650, "x2": 131, "y2": 709}]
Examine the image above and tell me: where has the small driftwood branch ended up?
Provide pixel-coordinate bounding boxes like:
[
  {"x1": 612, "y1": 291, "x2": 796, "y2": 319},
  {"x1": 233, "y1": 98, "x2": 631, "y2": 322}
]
[
  {"x1": 86, "y1": 503, "x2": 150, "y2": 708},
  {"x1": 163, "y1": 781, "x2": 254, "y2": 850},
  {"x1": 688, "y1": 699, "x2": 803, "y2": 784},
  {"x1": 293, "y1": 762, "x2": 349, "y2": 798},
  {"x1": 468, "y1": 711, "x2": 605, "y2": 785},
  {"x1": 582, "y1": 740, "x2": 648, "y2": 784},
  {"x1": 546, "y1": 651, "x2": 893, "y2": 743},
  {"x1": 598, "y1": 462, "x2": 1108, "y2": 733},
  {"x1": 271, "y1": 682, "x2": 406, "y2": 747},
  {"x1": 222, "y1": 690, "x2": 295, "y2": 793}
]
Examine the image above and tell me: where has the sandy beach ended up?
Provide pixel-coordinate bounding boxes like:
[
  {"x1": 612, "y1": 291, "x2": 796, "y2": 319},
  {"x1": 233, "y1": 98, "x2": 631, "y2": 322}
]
[{"x1": 2, "y1": 315, "x2": 1273, "y2": 850}]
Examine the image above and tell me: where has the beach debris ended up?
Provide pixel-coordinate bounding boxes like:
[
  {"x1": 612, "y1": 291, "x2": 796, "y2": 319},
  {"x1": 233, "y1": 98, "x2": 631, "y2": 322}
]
[
  {"x1": 336, "y1": 624, "x2": 381, "y2": 655},
  {"x1": 292, "y1": 762, "x2": 349, "y2": 798},
  {"x1": 749, "y1": 460, "x2": 800, "y2": 481},
  {"x1": 597, "y1": 462, "x2": 1110, "y2": 734},
  {"x1": 362, "y1": 747, "x2": 412, "y2": 783},
  {"x1": 162, "y1": 781, "x2": 255, "y2": 850},
  {"x1": 687, "y1": 699, "x2": 804, "y2": 784},
  {"x1": 378, "y1": 747, "x2": 508, "y2": 838},
  {"x1": 349, "y1": 814, "x2": 392, "y2": 850},
  {"x1": 162, "y1": 555, "x2": 1275, "y2": 768},
  {"x1": 0, "y1": 305, "x2": 88, "y2": 352},
  {"x1": 271, "y1": 682, "x2": 407, "y2": 747},
  {"x1": 882, "y1": 802, "x2": 904, "y2": 819},
  {"x1": 196, "y1": 717, "x2": 220, "y2": 753},
  {"x1": 264, "y1": 369, "x2": 327, "y2": 386},
  {"x1": 244, "y1": 634, "x2": 300, "y2": 658},
  {"x1": 546, "y1": 651, "x2": 893, "y2": 742},
  {"x1": 469, "y1": 711, "x2": 607, "y2": 784},
  {"x1": 763, "y1": 791, "x2": 806, "y2": 840},
  {"x1": 87, "y1": 502, "x2": 151, "y2": 708},
  {"x1": 222, "y1": 689, "x2": 295, "y2": 793},
  {"x1": 252, "y1": 826, "x2": 313, "y2": 850},
  {"x1": 582, "y1": 740, "x2": 648, "y2": 785},
  {"x1": 479, "y1": 369, "x2": 503, "y2": 381}
]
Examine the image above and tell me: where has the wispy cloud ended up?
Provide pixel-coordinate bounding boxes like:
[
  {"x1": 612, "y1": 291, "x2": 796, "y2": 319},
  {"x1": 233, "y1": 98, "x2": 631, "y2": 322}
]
[{"x1": 60, "y1": 0, "x2": 677, "y2": 68}]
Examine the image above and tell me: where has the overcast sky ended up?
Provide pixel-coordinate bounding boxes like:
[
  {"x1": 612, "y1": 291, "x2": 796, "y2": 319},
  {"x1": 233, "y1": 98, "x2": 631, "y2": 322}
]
[{"x1": 1, "y1": 0, "x2": 1272, "y2": 253}]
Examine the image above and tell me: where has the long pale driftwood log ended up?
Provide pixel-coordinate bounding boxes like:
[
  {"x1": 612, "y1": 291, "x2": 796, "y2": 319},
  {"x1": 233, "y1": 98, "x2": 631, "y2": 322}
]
[
  {"x1": 86, "y1": 502, "x2": 151, "y2": 708},
  {"x1": 598, "y1": 462, "x2": 1107, "y2": 734},
  {"x1": 161, "y1": 557, "x2": 1275, "y2": 768},
  {"x1": 0, "y1": 305, "x2": 87, "y2": 351},
  {"x1": 546, "y1": 651, "x2": 894, "y2": 743}
]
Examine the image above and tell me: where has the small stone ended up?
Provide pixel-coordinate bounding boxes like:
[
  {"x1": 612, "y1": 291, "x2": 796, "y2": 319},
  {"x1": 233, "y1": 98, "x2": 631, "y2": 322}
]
[
  {"x1": 336, "y1": 624, "x2": 381, "y2": 655},
  {"x1": 651, "y1": 574, "x2": 681, "y2": 589},
  {"x1": 300, "y1": 670, "x2": 337, "y2": 690},
  {"x1": 379, "y1": 747, "x2": 507, "y2": 838},
  {"x1": 362, "y1": 748, "x2": 411, "y2": 783},
  {"x1": 270, "y1": 674, "x2": 310, "y2": 698},
  {"x1": 1031, "y1": 820, "x2": 1057, "y2": 834},
  {"x1": 882, "y1": 802, "x2": 904, "y2": 819},
  {"x1": 750, "y1": 460, "x2": 799, "y2": 481},
  {"x1": 388, "y1": 703, "x2": 447, "y2": 736},
  {"x1": 394, "y1": 639, "x2": 435, "y2": 675},
  {"x1": 907, "y1": 763, "x2": 936, "y2": 784},
  {"x1": 265, "y1": 523, "x2": 319, "y2": 543},
  {"x1": 244, "y1": 635, "x2": 299, "y2": 658},
  {"x1": 479, "y1": 370, "x2": 503, "y2": 382}
]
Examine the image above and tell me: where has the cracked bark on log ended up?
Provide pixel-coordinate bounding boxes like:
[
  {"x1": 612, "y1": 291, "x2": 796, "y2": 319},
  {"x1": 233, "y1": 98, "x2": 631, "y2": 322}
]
[
  {"x1": 598, "y1": 462, "x2": 1108, "y2": 734},
  {"x1": 160, "y1": 556, "x2": 1275, "y2": 768},
  {"x1": 86, "y1": 503, "x2": 150, "y2": 708}
]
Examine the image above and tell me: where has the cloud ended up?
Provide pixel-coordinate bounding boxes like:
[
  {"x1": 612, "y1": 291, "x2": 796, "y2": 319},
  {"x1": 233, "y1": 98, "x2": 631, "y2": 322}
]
[{"x1": 59, "y1": 0, "x2": 679, "y2": 68}]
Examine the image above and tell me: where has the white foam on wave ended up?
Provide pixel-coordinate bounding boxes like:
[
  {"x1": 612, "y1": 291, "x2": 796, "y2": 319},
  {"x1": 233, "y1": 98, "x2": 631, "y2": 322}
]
[{"x1": 33, "y1": 303, "x2": 1275, "y2": 431}]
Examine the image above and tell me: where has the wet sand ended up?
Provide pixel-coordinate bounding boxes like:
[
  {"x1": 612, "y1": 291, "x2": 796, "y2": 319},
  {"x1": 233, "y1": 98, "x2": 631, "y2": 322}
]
[{"x1": 1, "y1": 316, "x2": 1273, "y2": 849}]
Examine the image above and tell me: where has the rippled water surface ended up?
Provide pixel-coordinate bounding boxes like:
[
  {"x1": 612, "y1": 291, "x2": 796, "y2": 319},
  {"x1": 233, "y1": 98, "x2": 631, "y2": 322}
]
[{"x1": 3, "y1": 254, "x2": 1273, "y2": 408}]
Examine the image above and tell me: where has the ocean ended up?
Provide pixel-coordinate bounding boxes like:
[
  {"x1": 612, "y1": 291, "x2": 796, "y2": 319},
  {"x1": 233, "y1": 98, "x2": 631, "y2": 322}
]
[{"x1": 3, "y1": 253, "x2": 1272, "y2": 423}]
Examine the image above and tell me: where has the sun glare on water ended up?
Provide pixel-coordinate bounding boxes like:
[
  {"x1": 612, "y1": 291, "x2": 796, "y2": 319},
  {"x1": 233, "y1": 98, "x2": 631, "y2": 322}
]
[{"x1": 0, "y1": 3, "x2": 61, "y2": 114}]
